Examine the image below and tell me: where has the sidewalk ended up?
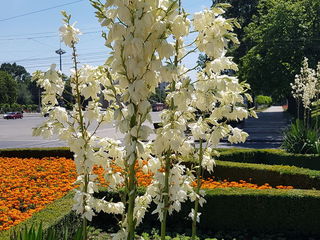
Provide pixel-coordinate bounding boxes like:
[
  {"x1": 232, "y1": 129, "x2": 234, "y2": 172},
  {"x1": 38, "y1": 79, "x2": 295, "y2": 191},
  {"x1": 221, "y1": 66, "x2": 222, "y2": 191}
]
[{"x1": 221, "y1": 106, "x2": 292, "y2": 149}]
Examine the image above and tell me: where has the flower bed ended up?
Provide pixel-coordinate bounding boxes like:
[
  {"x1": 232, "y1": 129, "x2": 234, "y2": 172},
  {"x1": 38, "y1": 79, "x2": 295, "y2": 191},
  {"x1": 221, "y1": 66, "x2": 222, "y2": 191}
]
[
  {"x1": 0, "y1": 157, "x2": 76, "y2": 231},
  {"x1": 200, "y1": 178, "x2": 293, "y2": 190},
  {"x1": 0, "y1": 157, "x2": 294, "y2": 231}
]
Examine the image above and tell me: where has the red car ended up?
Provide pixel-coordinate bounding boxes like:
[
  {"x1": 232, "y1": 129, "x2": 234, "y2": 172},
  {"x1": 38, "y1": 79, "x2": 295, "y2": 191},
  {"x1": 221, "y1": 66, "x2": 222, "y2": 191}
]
[{"x1": 3, "y1": 112, "x2": 23, "y2": 119}]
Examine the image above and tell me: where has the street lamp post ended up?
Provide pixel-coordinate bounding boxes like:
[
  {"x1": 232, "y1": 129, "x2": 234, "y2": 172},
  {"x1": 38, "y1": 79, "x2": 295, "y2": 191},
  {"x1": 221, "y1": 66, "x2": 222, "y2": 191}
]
[{"x1": 55, "y1": 48, "x2": 66, "y2": 71}]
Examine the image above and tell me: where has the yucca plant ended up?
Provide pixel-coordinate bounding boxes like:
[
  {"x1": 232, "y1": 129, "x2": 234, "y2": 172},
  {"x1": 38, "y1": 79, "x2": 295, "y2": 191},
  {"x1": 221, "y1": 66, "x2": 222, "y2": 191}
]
[
  {"x1": 282, "y1": 119, "x2": 319, "y2": 154},
  {"x1": 10, "y1": 223, "x2": 85, "y2": 240}
]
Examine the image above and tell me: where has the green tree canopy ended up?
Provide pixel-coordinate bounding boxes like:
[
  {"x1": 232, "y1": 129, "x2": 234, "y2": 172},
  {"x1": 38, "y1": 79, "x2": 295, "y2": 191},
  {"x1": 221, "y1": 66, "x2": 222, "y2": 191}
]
[
  {"x1": 213, "y1": 0, "x2": 259, "y2": 61},
  {"x1": 239, "y1": 0, "x2": 320, "y2": 101},
  {"x1": 0, "y1": 62, "x2": 31, "y2": 82},
  {"x1": 0, "y1": 63, "x2": 40, "y2": 105},
  {"x1": 0, "y1": 70, "x2": 18, "y2": 104}
]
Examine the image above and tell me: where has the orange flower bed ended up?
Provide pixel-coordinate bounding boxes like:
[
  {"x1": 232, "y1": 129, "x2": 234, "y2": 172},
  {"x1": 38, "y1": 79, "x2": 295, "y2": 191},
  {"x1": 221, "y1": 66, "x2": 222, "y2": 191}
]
[
  {"x1": 0, "y1": 157, "x2": 77, "y2": 231},
  {"x1": 199, "y1": 178, "x2": 294, "y2": 190},
  {"x1": 0, "y1": 157, "x2": 294, "y2": 231},
  {"x1": 93, "y1": 163, "x2": 153, "y2": 187}
]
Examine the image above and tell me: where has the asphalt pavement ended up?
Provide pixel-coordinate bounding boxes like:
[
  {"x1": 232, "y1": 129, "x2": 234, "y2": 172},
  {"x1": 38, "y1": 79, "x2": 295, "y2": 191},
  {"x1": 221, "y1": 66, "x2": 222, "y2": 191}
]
[
  {"x1": 0, "y1": 106, "x2": 291, "y2": 149},
  {"x1": 222, "y1": 106, "x2": 291, "y2": 149},
  {"x1": 0, "y1": 112, "x2": 160, "y2": 149}
]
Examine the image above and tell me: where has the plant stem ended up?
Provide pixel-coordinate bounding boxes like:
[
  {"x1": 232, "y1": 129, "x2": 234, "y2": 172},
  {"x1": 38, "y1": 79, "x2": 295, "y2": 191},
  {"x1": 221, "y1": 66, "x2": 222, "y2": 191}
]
[
  {"x1": 192, "y1": 139, "x2": 203, "y2": 240},
  {"x1": 127, "y1": 112, "x2": 138, "y2": 240},
  {"x1": 160, "y1": 1, "x2": 182, "y2": 239},
  {"x1": 297, "y1": 99, "x2": 300, "y2": 120},
  {"x1": 72, "y1": 43, "x2": 88, "y2": 240},
  {"x1": 161, "y1": 154, "x2": 171, "y2": 240},
  {"x1": 127, "y1": 156, "x2": 137, "y2": 240}
]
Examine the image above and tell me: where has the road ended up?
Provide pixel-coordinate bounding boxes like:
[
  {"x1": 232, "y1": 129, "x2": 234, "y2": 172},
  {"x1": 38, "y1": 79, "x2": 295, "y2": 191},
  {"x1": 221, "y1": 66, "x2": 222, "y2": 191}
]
[
  {"x1": 0, "y1": 112, "x2": 161, "y2": 149},
  {"x1": 0, "y1": 107, "x2": 290, "y2": 149},
  {"x1": 224, "y1": 106, "x2": 291, "y2": 149}
]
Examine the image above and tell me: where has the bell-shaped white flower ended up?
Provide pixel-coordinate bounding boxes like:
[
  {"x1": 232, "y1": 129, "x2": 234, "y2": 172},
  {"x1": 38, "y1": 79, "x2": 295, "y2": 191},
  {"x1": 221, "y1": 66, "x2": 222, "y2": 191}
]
[{"x1": 59, "y1": 22, "x2": 81, "y2": 47}]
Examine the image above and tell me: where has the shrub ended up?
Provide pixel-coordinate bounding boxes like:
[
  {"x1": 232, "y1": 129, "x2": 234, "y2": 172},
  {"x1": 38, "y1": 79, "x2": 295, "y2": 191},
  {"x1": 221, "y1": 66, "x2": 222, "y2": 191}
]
[
  {"x1": 0, "y1": 147, "x2": 74, "y2": 159},
  {"x1": 2, "y1": 148, "x2": 320, "y2": 188},
  {"x1": 0, "y1": 103, "x2": 11, "y2": 113},
  {"x1": 10, "y1": 103, "x2": 22, "y2": 112},
  {"x1": 92, "y1": 188, "x2": 320, "y2": 238},
  {"x1": 255, "y1": 95, "x2": 272, "y2": 106},
  {"x1": 4, "y1": 187, "x2": 320, "y2": 239},
  {"x1": 10, "y1": 223, "x2": 86, "y2": 240},
  {"x1": 1, "y1": 148, "x2": 320, "y2": 238},
  {"x1": 216, "y1": 148, "x2": 320, "y2": 170},
  {"x1": 213, "y1": 160, "x2": 320, "y2": 190},
  {"x1": 282, "y1": 119, "x2": 320, "y2": 154},
  {"x1": 30, "y1": 104, "x2": 39, "y2": 112},
  {"x1": 0, "y1": 103, "x2": 38, "y2": 113}
]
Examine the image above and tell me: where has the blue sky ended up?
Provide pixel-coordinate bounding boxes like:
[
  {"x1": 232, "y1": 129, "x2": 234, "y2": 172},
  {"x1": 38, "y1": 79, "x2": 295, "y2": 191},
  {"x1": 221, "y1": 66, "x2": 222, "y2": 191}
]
[{"x1": 0, "y1": 0, "x2": 212, "y2": 78}]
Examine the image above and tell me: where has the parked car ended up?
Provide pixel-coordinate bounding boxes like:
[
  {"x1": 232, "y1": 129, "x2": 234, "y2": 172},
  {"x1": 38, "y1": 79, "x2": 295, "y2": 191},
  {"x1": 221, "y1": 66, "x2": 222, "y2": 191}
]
[
  {"x1": 3, "y1": 112, "x2": 23, "y2": 119},
  {"x1": 152, "y1": 103, "x2": 166, "y2": 111}
]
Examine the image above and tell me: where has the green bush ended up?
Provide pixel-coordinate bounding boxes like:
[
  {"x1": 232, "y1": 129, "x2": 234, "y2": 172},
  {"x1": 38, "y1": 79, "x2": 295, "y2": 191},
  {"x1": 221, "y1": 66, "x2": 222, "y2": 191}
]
[
  {"x1": 282, "y1": 119, "x2": 320, "y2": 154},
  {"x1": 1, "y1": 148, "x2": 320, "y2": 238},
  {"x1": 255, "y1": 95, "x2": 272, "y2": 106},
  {"x1": 0, "y1": 103, "x2": 11, "y2": 113},
  {"x1": 3, "y1": 187, "x2": 320, "y2": 239},
  {"x1": 10, "y1": 223, "x2": 86, "y2": 240},
  {"x1": 2, "y1": 147, "x2": 320, "y2": 189},
  {"x1": 215, "y1": 148, "x2": 320, "y2": 170},
  {"x1": 10, "y1": 103, "x2": 22, "y2": 112},
  {"x1": 213, "y1": 160, "x2": 320, "y2": 190},
  {"x1": 31, "y1": 104, "x2": 39, "y2": 112},
  {"x1": 0, "y1": 147, "x2": 74, "y2": 159},
  {"x1": 93, "y1": 188, "x2": 320, "y2": 238},
  {"x1": 0, "y1": 103, "x2": 39, "y2": 113},
  {"x1": 4, "y1": 147, "x2": 320, "y2": 170}
]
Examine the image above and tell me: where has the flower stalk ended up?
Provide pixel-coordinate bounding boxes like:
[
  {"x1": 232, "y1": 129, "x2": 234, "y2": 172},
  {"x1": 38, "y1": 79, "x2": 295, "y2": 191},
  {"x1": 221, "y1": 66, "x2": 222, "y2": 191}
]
[
  {"x1": 192, "y1": 139, "x2": 203, "y2": 240},
  {"x1": 70, "y1": 22, "x2": 89, "y2": 240}
]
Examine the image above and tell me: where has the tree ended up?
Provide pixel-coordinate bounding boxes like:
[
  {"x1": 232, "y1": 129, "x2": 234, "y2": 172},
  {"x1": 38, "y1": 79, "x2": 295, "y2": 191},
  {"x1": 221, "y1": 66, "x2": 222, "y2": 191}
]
[
  {"x1": 17, "y1": 83, "x2": 33, "y2": 105},
  {"x1": 149, "y1": 85, "x2": 167, "y2": 104},
  {"x1": 0, "y1": 71, "x2": 18, "y2": 104},
  {"x1": 0, "y1": 63, "x2": 30, "y2": 82},
  {"x1": 213, "y1": 0, "x2": 259, "y2": 62},
  {"x1": 239, "y1": 0, "x2": 320, "y2": 101},
  {"x1": 0, "y1": 63, "x2": 40, "y2": 105}
]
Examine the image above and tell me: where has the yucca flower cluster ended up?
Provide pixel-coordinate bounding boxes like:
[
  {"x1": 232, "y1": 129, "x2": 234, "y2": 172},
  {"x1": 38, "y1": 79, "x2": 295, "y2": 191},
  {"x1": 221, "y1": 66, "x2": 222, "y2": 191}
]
[
  {"x1": 291, "y1": 57, "x2": 319, "y2": 110},
  {"x1": 32, "y1": 1, "x2": 255, "y2": 240}
]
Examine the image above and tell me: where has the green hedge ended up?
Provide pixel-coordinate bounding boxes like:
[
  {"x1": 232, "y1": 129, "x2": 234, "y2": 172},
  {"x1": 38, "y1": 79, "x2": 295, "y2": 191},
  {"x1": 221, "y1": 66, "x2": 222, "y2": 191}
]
[
  {"x1": 2, "y1": 148, "x2": 319, "y2": 171},
  {"x1": 92, "y1": 188, "x2": 320, "y2": 238},
  {"x1": 0, "y1": 103, "x2": 38, "y2": 113},
  {"x1": 212, "y1": 160, "x2": 320, "y2": 190},
  {"x1": 0, "y1": 192, "x2": 80, "y2": 240},
  {"x1": 0, "y1": 147, "x2": 74, "y2": 159},
  {"x1": 1, "y1": 146, "x2": 320, "y2": 237},
  {"x1": 3, "y1": 188, "x2": 320, "y2": 238},
  {"x1": 195, "y1": 188, "x2": 320, "y2": 237},
  {"x1": 255, "y1": 95, "x2": 272, "y2": 106},
  {"x1": 216, "y1": 148, "x2": 320, "y2": 170},
  {"x1": 2, "y1": 148, "x2": 320, "y2": 189}
]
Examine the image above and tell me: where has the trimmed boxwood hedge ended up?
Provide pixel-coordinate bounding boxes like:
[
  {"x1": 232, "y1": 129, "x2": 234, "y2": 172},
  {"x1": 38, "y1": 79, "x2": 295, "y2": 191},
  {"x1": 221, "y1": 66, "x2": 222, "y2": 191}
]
[
  {"x1": 211, "y1": 160, "x2": 320, "y2": 190},
  {"x1": 2, "y1": 187, "x2": 320, "y2": 238},
  {"x1": 0, "y1": 191, "x2": 80, "y2": 240},
  {"x1": 2, "y1": 147, "x2": 319, "y2": 170},
  {"x1": 92, "y1": 188, "x2": 320, "y2": 238},
  {"x1": 2, "y1": 147, "x2": 320, "y2": 189},
  {"x1": 0, "y1": 147, "x2": 74, "y2": 159},
  {"x1": 216, "y1": 148, "x2": 320, "y2": 170},
  {"x1": 2, "y1": 147, "x2": 320, "y2": 237}
]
